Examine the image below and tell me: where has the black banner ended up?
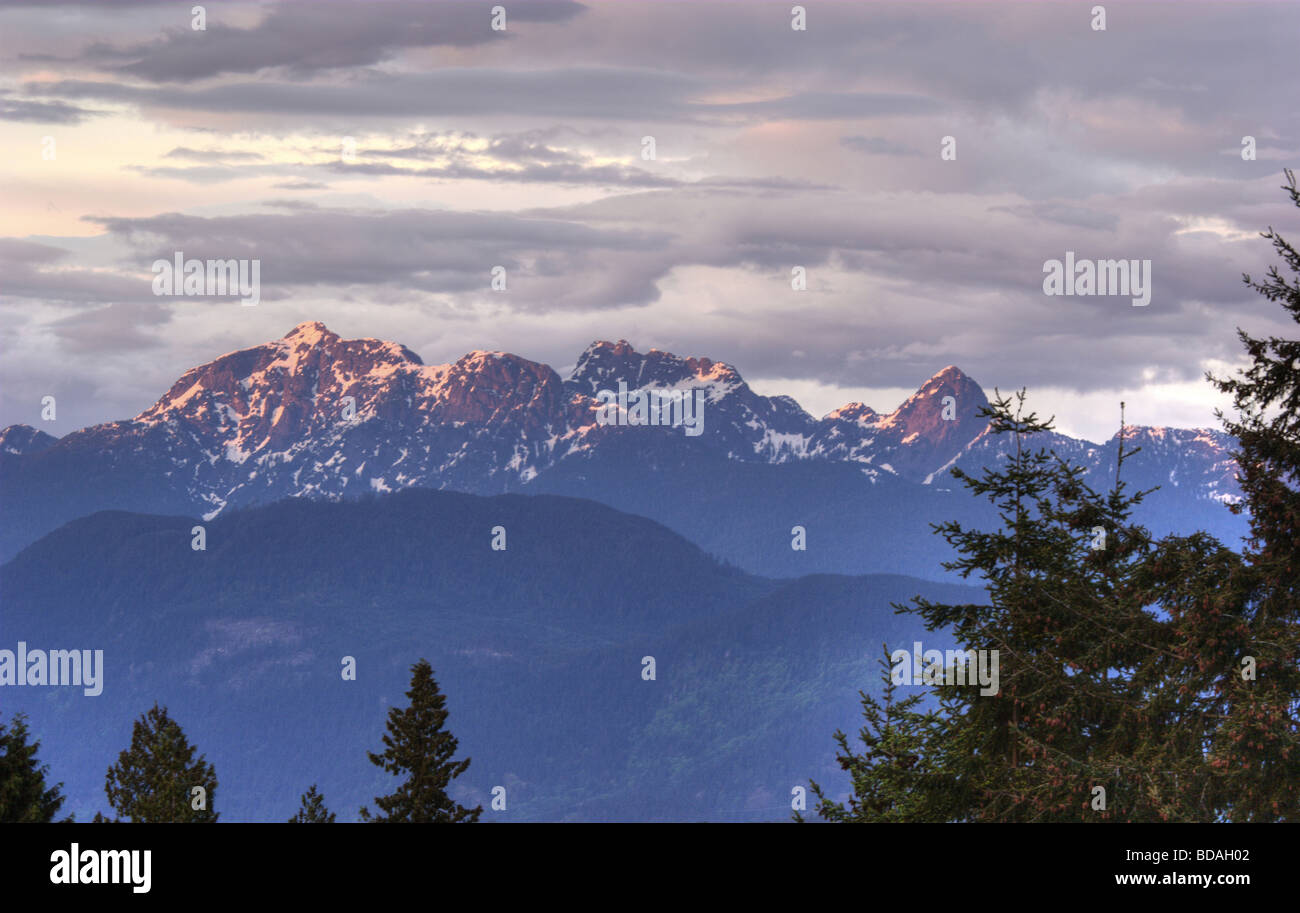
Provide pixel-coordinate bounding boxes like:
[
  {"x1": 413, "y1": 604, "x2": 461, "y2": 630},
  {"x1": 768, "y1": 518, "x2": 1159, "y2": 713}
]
[{"x1": 1, "y1": 823, "x2": 1285, "y2": 900}]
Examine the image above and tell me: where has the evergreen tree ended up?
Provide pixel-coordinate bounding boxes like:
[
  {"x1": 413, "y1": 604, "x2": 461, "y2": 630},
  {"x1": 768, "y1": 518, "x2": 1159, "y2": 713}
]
[
  {"x1": 1206, "y1": 167, "x2": 1300, "y2": 820},
  {"x1": 289, "y1": 784, "x2": 336, "y2": 823},
  {"x1": 104, "y1": 704, "x2": 218, "y2": 822},
  {"x1": 801, "y1": 648, "x2": 966, "y2": 823},
  {"x1": 360, "y1": 659, "x2": 481, "y2": 823},
  {"x1": 811, "y1": 172, "x2": 1300, "y2": 824},
  {"x1": 811, "y1": 392, "x2": 1249, "y2": 821},
  {"x1": 0, "y1": 711, "x2": 67, "y2": 823},
  {"x1": 909, "y1": 392, "x2": 1168, "y2": 820}
]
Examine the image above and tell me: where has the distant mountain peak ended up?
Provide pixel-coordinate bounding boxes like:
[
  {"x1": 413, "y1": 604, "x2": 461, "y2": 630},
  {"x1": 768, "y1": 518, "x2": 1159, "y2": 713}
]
[
  {"x1": 931, "y1": 364, "x2": 968, "y2": 381},
  {"x1": 0, "y1": 424, "x2": 60, "y2": 456},
  {"x1": 1112, "y1": 423, "x2": 1215, "y2": 440},
  {"x1": 842, "y1": 365, "x2": 991, "y2": 479},
  {"x1": 580, "y1": 339, "x2": 636, "y2": 359},
  {"x1": 282, "y1": 320, "x2": 338, "y2": 345},
  {"x1": 824, "y1": 402, "x2": 879, "y2": 424},
  {"x1": 882, "y1": 365, "x2": 982, "y2": 417},
  {"x1": 682, "y1": 354, "x2": 740, "y2": 384},
  {"x1": 913, "y1": 364, "x2": 978, "y2": 397},
  {"x1": 569, "y1": 339, "x2": 744, "y2": 394},
  {"x1": 454, "y1": 349, "x2": 513, "y2": 367}
]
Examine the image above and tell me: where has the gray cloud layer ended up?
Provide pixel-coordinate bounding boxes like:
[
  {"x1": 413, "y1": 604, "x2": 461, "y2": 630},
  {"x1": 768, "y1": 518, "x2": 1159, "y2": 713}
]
[{"x1": 3, "y1": 0, "x2": 1298, "y2": 436}]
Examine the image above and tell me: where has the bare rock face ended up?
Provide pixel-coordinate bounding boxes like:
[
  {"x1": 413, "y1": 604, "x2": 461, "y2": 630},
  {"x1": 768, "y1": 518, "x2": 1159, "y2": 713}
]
[{"x1": 866, "y1": 366, "x2": 991, "y2": 480}]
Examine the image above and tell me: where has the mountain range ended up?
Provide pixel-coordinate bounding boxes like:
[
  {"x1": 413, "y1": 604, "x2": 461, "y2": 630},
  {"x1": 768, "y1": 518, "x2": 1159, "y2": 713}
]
[
  {"x1": 0, "y1": 323, "x2": 1252, "y2": 821},
  {"x1": 0, "y1": 322, "x2": 1245, "y2": 576}
]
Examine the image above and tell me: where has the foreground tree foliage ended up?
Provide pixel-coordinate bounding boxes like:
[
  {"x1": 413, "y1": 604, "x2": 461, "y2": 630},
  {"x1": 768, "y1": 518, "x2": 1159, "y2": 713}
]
[
  {"x1": 103, "y1": 704, "x2": 218, "y2": 823},
  {"x1": 808, "y1": 393, "x2": 1233, "y2": 822},
  {"x1": 803, "y1": 649, "x2": 967, "y2": 823},
  {"x1": 1207, "y1": 168, "x2": 1300, "y2": 820},
  {"x1": 809, "y1": 172, "x2": 1300, "y2": 822},
  {"x1": 0, "y1": 711, "x2": 67, "y2": 822},
  {"x1": 361, "y1": 659, "x2": 482, "y2": 823},
  {"x1": 289, "y1": 784, "x2": 336, "y2": 823}
]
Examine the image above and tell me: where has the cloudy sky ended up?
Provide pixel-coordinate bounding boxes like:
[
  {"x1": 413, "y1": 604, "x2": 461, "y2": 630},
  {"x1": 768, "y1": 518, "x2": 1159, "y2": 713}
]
[{"x1": 2, "y1": 0, "x2": 1297, "y2": 441}]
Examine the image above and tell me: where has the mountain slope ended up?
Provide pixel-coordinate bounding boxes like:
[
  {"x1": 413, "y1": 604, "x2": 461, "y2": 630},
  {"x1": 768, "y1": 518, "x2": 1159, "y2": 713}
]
[{"x1": 0, "y1": 490, "x2": 979, "y2": 821}]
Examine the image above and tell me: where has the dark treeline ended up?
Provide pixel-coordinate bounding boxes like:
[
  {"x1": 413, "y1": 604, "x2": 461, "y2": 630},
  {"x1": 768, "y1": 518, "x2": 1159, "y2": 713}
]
[{"x1": 1, "y1": 658, "x2": 478, "y2": 824}]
